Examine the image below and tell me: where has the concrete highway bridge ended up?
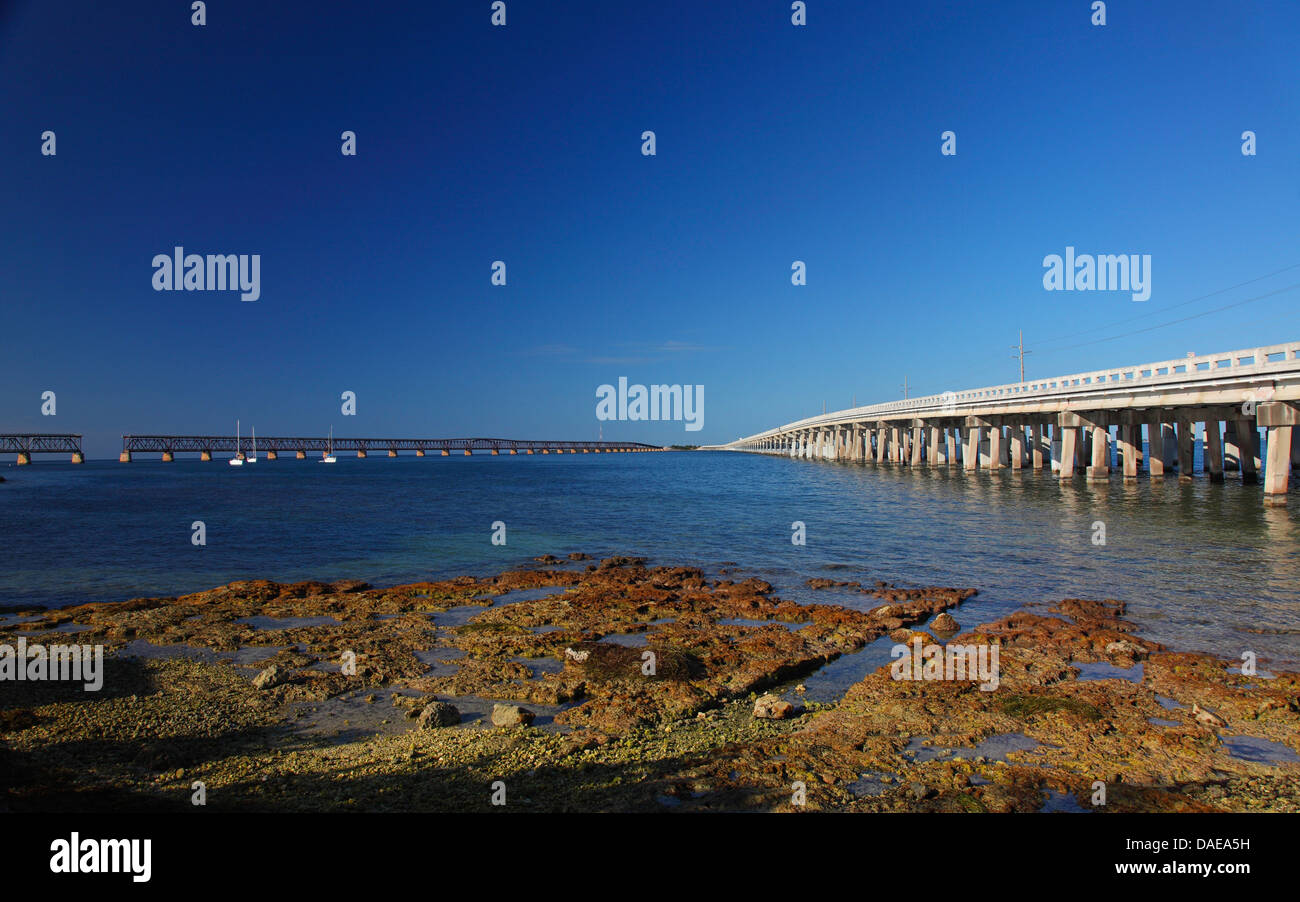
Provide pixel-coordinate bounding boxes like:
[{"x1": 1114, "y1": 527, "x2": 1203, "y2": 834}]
[
  {"x1": 117, "y1": 435, "x2": 663, "y2": 461},
  {"x1": 716, "y1": 341, "x2": 1300, "y2": 505}
]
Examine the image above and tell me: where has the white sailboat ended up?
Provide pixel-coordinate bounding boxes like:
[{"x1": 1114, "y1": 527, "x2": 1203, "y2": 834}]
[
  {"x1": 320, "y1": 426, "x2": 337, "y2": 463},
  {"x1": 229, "y1": 419, "x2": 244, "y2": 466},
  {"x1": 248, "y1": 426, "x2": 258, "y2": 463}
]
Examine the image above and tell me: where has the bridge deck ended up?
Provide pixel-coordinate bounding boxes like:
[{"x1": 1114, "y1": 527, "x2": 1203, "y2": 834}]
[{"x1": 118, "y1": 436, "x2": 661, "y2": 459}]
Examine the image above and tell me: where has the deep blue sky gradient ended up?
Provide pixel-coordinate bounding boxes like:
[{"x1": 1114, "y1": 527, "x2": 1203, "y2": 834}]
[{"x1": 3, "y1": 0, "x2": 1299, "y2": 456}]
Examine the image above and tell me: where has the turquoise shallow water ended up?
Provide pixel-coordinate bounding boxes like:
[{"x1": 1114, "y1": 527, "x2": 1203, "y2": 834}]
[{"x1": 1, "y1": 451, "x2": 1297, "y2": 667}]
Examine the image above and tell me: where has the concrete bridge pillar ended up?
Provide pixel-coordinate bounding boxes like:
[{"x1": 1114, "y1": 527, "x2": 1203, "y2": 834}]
[
  {"x1": 944, "y1": 428, "x2": 956, "y2": 466},
  {"x1": 911, "y1": 421, "x2": 925, "y2": 466},
  {"x1": 1117, "y1": 418, "x2": 1138, "y2": 481},
  {"x1": 987, "y1": 423, "x2": 1003, "y2": 471},
  {"x1": 1205, "y1": 419, "x2": 1224, "y2": 483},
  {"x1": 929, "y1": 425, "x2": 942, "y2": 465},
  {"x1": 1176, "y1": 417, "x2": 1195, "y2": 482},
  {"x1": 1259, "y1": 402, "x2": 1297, "y2": 504},
  {"x1": 358, "y1": 449, "x2": 368, "y2": 458},
  {"x1": 963, "y1": 419, "x2": 982, "y2": 471},
  {"x1": 1056, "y1": 414, "x2": 1086, "y2": 480},
  {"x1": 1087, "y1": 425, "x2": 1110, "y2": 482},
  {"x1": 201, "y1": 450, "x2": 213, "y2": 461},
  {"x1": 1009, "y1": 425, "x2": 1024, "y2": 470},
  {"x1": 119, "y1": 451, "x2": 132, "y2": 463},
  {"x1": 1030, "y1": 424, "x2": 1046, "y2": 469},
  {"x1": 16, "y1": 452, "x2": 30, "y2": 465},
  {"x1": 296, "y1": 450, "x2": 306, "y2": 459},
  {"x1": 416, "y1": 449, "x2": 426, "y2": 457},
  {"x1": 267, "y1": 450, "x2": 278, "y2": 460},
  {"x1": 1147, "y1": 419, "x2": 1169, "y2": 478},
  {"x1": 162, "y1": 451, "x2": 174, "y2": 462},
  {"x1": 1235, "y1": 419, "x2": 1259, "y2": 484},
  {"x1": 876, "y1": 426, "x2": 887, "y2": 464},
  {"x1": 389, "y1": 449, "x2": 399, "y2": 457},
  {"x1": 71, "y1": 452, "x2": 84, "y2": 464}
]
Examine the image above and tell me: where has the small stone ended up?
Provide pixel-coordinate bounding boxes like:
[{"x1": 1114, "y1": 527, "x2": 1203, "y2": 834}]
[
  {"x1": 753, "y1": 693, "x2": 803, "y2": 720},
  {"x1": 931, "y1": 613, "x2": 959, "y2": 633},
  {"x1": 1192, "y1": 703, "x2": 1227, "y2": 728},
  {"x1": 252, "y1": 664, "x2": 290, "y2": 690},
  {"x1": 417, "y1": 701, "x2": 461, "y2": 729},
  {"x1": 491, "y1": 704, "x2": 535, "y2": 728},
  {"x1": 908, "y1": 782, "x2": 934, "y2": 800}
]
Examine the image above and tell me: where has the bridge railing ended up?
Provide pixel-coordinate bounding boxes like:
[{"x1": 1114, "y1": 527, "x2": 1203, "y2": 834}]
[{"x1": 735, "y1": 340, "x2": 1300, "y2": 443}]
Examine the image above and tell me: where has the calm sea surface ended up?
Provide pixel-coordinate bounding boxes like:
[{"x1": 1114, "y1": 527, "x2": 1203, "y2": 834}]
[{"x1": 2, "y1": 452, "x2": 1298, "y2": 668}]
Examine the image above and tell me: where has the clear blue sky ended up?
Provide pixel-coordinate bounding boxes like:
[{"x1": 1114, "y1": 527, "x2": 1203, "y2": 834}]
[{"x1": 3, "y1": 0, "x2": 1298, "y2": 456}]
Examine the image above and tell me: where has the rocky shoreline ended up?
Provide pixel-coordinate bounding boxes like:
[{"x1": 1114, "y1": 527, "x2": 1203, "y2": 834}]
[{"x1": 2, "y1": 557, "x2": 1297, "y2": 812}]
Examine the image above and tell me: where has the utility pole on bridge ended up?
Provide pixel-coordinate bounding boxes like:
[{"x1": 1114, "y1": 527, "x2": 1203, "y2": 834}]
[{"x1": 1011, "y1": 330, "x2": 1031, "y2": 382}]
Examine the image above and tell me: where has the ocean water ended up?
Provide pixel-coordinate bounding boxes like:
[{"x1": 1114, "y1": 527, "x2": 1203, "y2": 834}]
[{"x1": 2, "y1": 451, "x2": 1298, "y2": 668}]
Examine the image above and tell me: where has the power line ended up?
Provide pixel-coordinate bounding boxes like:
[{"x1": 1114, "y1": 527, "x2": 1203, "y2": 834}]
[
  {"x1": 1035, "y1": 260, "x2": 1300, "y2": 347},
  {"x1": 1040, "y1": 281, "x2": 1300, "y2": 353}
]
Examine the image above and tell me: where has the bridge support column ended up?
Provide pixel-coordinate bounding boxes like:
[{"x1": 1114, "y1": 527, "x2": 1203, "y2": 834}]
[
  {"x1": 1147, "y1": 419, "x2": 1169, "y2": 478},
  {"x1": 389, "y1": 449, "x2": 399, "y2": 457},
  {"x1": 964, "y1": 419, "x2": 983, "y2": 472},
  {"x1": 71, "y1": 452, "x2": 84, "y2": 464},
  {"x1": 1264, "y1": 426, "x2": 1293, "y2": 504},
  {"x1": 119, "y1": 451, "x2": 132, "y2": 463},
  {"x1": 911, "y1": 421, "x2": 925, "y2": 466},
  {"x1": 16, "y1": 452, "x2": 30, "y2": 465},
  {"x1": 987, "y1": 423, "x2": 1003, "y2": 471},
  {"x1": 1260, "y1": 403, "x2": 1298, "y2": 504},
  {"x1": 1235, "y1": 419, "x2": 1259, "y2": 484},
  {"x1": 1009, "y1": 425, "x2": 1024, "y2": 470},
  {"x1": 944, "y1": 428, "x2": 956, "y2": 467},
  {"x1": 358, "y1": 449, "x2": 368, "y2": 458},
  {"x1": 1117, "y1": 415, "x2": 1139, "y2": 481},
  {"x1": 1176, "y1": 417, "x2": 1195, "y2": 482},
  {"x1": 416, "y1": 449, "x2": 426, "y2": 457},
  {"x1": 1031, "y1": 424, "x2": 1047, "y2": 469},
  {"x1": 162, "y1": 451, "x2": 174, "y2": 462},
  {"x1": 929, "y1": 426, "x2": 942, "y2": 465},
  {"x1": 876, "y1": 426, "x2": 887, "y2": 464},
  {"x1": 1205, "y1": 419, "x2": 1224, "y2": 483},
  {"x1": 202, "y1": 450, "x2": 213, "y2": 461},
  {"x1": 1224, "y1": 421, "x2": 1241, "y2": 472},
  {"x1": 466, "y1": 449, "x2": 474, "y2": 455},
  {"x1": 1087, "y1": 425, "x2": 1110, "y2": 482},
  {"x1": 267, "y1": 450, "x2": 278, "y2": 460},
  {"x1": 526, "y1": 449, "x2": 534, "y2": 454},
  {"x1": 1057, "y1": 413, "x2": 1086, "y2": 480}
]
